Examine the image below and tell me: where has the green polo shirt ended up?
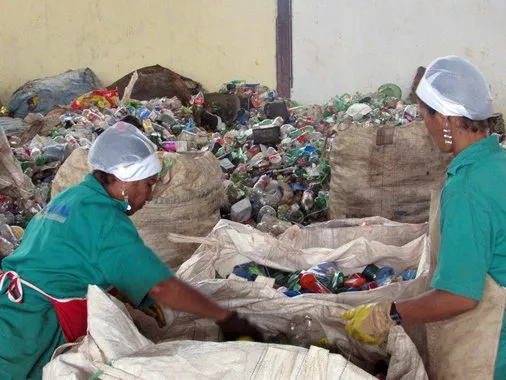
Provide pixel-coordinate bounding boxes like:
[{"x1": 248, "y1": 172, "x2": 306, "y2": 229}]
[
  {"x1": 0, "y1": 174, "x2": 173, "y2": 379},
  {"x1": 431, "y1": 135, "x2": 506, "y2": 378}
]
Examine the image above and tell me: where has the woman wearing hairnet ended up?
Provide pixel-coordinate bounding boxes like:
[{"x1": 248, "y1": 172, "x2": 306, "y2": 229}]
[
  {"x1": 342, "y1": 56, "x2": 506, "y2": 378},
  {"x1": 0, "y1": 122, "x2": 261, "y2": 379}
]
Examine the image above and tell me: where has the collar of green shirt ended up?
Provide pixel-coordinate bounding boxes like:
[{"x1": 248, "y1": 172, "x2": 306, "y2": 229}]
[
  {"x1": 447, "y1": 135, "x2": 501, "y2": 177},
  {"x1": 81, "y1": 173, "x2": 129, "y2": 212}
]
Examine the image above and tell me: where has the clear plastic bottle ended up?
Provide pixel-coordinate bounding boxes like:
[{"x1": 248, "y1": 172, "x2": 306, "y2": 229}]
[
  {"x1": 280, "y1": 124, "x2": 295, "y2": 139},
  {"x1": 34, "y1": 183, "x2": 51, "y2": 207},
  {"x1": 252, "y1": 175, "x2": 282, "y2": 208},
  {"x1": 289, "y1": 204, "x2": 305, "y2": 224},
  {"x1": 65, "y1": 134, "x2": 80, "y2": 150},
  {"x1": 288, "y1": 315, "x2": 312, "y2": 348},
  {"x1": 42, "y1": 144, "x2": 71, "y2": 162},
  {"x1": 256, "y1": 215, "x2": 292, "y2": 236},
  {"x1": 301, "y1": 190, "x2": 314, "y2": 212},
  {"x1": 263, "y1": 180, "x2": 282, "y2": 207},
  {"x1": 257, "y1": 205, "x2": 277, "y2": 222},
  {"x1": 0, "y1": 236, "x2": 14, "y2": 258},
  {"x1": 0, "y1": 224, "x2": 17, "y2": 244},
  {"x1": 266, "y1": 147, "x2": 283, "y2": 166},
  {"x1": 30, "y1": 147, "x2": 42, "y2": 159},
  {"x1": 79, "y1": 138, "x2": 93, "y2": 149}
]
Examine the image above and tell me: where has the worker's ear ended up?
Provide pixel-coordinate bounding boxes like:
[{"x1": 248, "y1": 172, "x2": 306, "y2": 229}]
[
  {"x1": 109, "y1": 175, "x2": 130, "y2": 195},
  {"x1": 110, "y1": 174, "x2": 124, "y2": 185}
]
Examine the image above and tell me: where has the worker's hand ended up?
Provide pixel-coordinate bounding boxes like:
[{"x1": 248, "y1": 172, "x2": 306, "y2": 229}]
[
  {"x1": 139, "y1": 302, "x2": 167, "y2": 328},
  {"x1": 217, "y1": 311, "x2": 263, "y2": 342},
  {"x1": 340, "y1": 302, "x2": 394, "y2": 344},
  {"x1": 110, "y1": 289, "x2": 167, "y2": 328}
]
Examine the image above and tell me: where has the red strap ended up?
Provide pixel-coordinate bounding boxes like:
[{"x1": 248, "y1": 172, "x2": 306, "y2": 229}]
[
  {"x1": 48, "y1": 297, "x2": 88, "y2": 343},
  {"x1": 0, "y1": 272, "x2": 23, "y2": 303},
  {"x1": 1, "y1": 271, "x2": 88, "y2": 342}
]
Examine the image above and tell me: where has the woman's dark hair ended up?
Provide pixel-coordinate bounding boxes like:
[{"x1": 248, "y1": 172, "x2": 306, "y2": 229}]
[
  {"x1": 423, "y1": 103, "x2": 437, "y2": 116},
  {"x1": 419, "y1": 100, "x2": 492, "y2": 133},
  {"x1": 92, "y1": 170, "x2": 116, "y2": 186}
]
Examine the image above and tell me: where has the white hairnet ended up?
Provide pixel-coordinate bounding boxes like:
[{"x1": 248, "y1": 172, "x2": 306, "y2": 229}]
[
  {"x1": 88, "y1": 122, "x2": 161, "y2": 182},
  {"x1": 416, "y1": 55, "x2": 493, "y2": 121}
]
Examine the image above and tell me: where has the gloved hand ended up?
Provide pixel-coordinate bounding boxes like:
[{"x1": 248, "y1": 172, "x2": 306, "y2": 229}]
[
  {"x1": 139, "y1": 303, "x2": 167, "y2": 328},
  {"x1": 340, "y1": 302, "x2": 394, "y2": 344},
  {"x1": 111, "y1": 289, "x2": 167, "y2": 328},
  {"x1": 216, "y1": 311, "x2": 264, "y2": 342}
]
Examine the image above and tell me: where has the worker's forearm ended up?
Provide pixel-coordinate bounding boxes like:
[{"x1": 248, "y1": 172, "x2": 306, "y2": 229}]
[
  {"x1": 396, "y1": 289, "x2": 478, "y2": 326},
  {"x1": 148, "y1": 278, "x2": 232, "y2": 322}
]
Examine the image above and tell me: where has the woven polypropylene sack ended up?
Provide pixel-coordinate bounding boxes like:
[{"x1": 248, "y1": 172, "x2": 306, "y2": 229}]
[
  {"x1": 43, "y1": 285, "x2": 428, "y2": 379},
  {"x1": 131, "y1": 151, "x2": 223, "y2": 269},
  {"x1": 0, "y1": 128, "x2": 33, "y2": 199},
  {"x1": 175, "y1": 218, "x2": 431, "y2": 365},
  {"x1": 329, "y1": 121, "x2": 452, "y2": 223},
  {"x1": 280, "y1": 216, "x2": 428, "y2": 249},
  {"x1": 50, "y1": 148, "x2": 89, "y2": 198}
]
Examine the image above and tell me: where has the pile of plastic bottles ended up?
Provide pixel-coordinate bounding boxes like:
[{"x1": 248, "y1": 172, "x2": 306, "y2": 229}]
[
  {"x1": 0, "y1": 196, "x2": 37, "y2": 259},
  {"x1": 0, "y1": 91, "x2": 200, "y2": 262},
  {"x1": 0, "y1": 80, "x2": 418, "y2": 254},
  {"x1": 322, "y1": 83, "x2": 419, "y2": 127},
  {"x1": 214, "y1": 81, "x2": 418, "y2": 233},
  {"x1": 6, "y1": 91, "x2": 204, "y2": 205},
  {"x1": 215, "y1": 82, "x2": 332, "y2": 231},
  {"x1": 229, "y1": 261, "x2": 417, "y2": 296}
]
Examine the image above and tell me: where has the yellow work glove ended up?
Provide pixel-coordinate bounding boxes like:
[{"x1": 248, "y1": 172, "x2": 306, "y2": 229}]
[
  {"x1": 111, "y1": 290, "x2": 167, "y2": 328},
  {"x1": 340, "y1": 302, "x2": 394, "y2": 344},
  {"x1": 139, "y1": 303, "x2": 167, "y2": 329}
]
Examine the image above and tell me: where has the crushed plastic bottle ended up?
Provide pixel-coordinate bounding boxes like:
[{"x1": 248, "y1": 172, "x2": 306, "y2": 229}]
[
  {"x1": 299, "y1": 272, "x2": 331, "y2": 294},
  {"x1": 257, "y1": 205, "x2": 276, "y2": 222},
  {"x1": 250, "y1": 175, "x2": 282, "y2": 208},
  {"x1": 34, "y1": 183, "x2": 51, "y2": 207},
  {"x1": 400, "y1": 269, "x2": 417, "y2": 281},
  {"x1": 375, "y1": 267, "x2": 395, "y2": 286},
  {"x1": 256, "y1": 214, "x2": 292, "y2": 236},
  {"x1": 289, "y1": 207, "x2": 305, "y2": 224},
  {"x1": 301, "y1": 190, "x2": 314, "y2": 212}
]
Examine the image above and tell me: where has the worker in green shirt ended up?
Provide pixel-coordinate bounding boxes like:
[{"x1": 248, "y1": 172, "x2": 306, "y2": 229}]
[
  {"x1": 0, "y1": 122, "x2": 261, "y2": 379},
  {"x1": 342, "y1": 56, "x2": 506, "y2": 378}
]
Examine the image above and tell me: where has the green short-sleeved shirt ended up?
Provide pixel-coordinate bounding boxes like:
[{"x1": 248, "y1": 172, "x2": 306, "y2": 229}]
[
  {"x1": 431, "y1": 136, "x2": 506, "y2": 378},
  {"x1": 0, "y1": 174, "x2": 173, "y2": 379}
]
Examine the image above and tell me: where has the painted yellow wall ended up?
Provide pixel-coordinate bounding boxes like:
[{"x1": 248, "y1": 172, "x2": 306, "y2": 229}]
[{"x1": 0, "y1": 0, "x2": 277, "y2": 104}]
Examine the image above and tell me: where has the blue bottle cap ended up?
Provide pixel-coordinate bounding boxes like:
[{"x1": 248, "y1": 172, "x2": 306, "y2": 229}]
[{"x1": 283, "y1": 290, "x2": 302, "y2": 297}]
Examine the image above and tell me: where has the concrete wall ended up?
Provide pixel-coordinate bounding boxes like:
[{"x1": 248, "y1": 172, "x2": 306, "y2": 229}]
[
  {"x1": 292, "y1": 0, "x2": 506, "y2": 110},
  {"x1": 0, "y1": 0, "x2": 277, "y2": 104}
]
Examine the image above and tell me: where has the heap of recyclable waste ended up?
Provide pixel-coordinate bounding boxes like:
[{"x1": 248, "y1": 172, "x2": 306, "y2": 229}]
[
  {"x1": 229, "y1": 261, "x2": 418, "y2": 296},
  {"x1": 0, "y1": 77, "x2": 418, "y2": 261}
]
